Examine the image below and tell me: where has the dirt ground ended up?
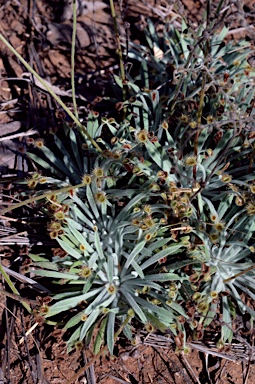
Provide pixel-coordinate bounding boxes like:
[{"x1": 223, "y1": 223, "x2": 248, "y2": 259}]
[{"x1": 1, "y1": 0, "x2": 255, "y2": 383}]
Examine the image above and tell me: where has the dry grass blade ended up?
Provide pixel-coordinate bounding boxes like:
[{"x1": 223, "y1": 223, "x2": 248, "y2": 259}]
[
  {"x1": 180, "y1": 352, "x2": 202, "y2": 384},
  {"x1": 143, "y1": 332, "x2": 255, "y2": 364},
  {"x1": 82, "y1": 349, "x2": 96, "y2": 384},
  {"x1": 0, "y1": 230, "x2": 29, "y2": 245},
  {"x1": 0, "y1": 129, "x2": 38, "y2": 142}
]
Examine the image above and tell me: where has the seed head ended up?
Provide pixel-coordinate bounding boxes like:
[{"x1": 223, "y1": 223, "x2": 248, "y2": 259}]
[
  {"x1": 213, "y1": 222, "x2": 225, "y2": 231},
  {"x1": 79, "y1": 244, "x2": 86, "y2": 252},
  {"x1": 136, "y1": 129, "x2": 148, "y2": 143},
  {"x1": 39, "y1": 177, "x2": 48, "y2": 184},
  {"x1": 145, "y1": 323, "x2": 155, "y2": 332},
  {"x1": 145, "y1": 233, "x2": 153, "y2": 241},
  {"x1": 49, "y1": 222, "x2": 62, "y2": 231},
  {"x1": 54, "y1": 211, "x2": 65, "y2": 221},
  {"x1": 168, "y1": 290, "x2": 176, "y2": 298},
  {"x1": 180, "y1": 114, "x2": 189, "y2": 123},
  {"x1": 209, "y1": 232, "x2": 219, "y2": 241},
  {"x1": 185, "y1": 156, "x2": 197, "y2": 166},
  {"x1": 246, "y1": 203, "x2": 255, "y2": 215},
  {"x1": 149, "y1": 183, "x2": 160, "y2": 191},
  {"x1": 161, "y1": 120, "x2": 169, "y2": 130},
  {"x1": 34, "y1": 139, "x2": 45, "y2": 148},
  {"x1": 250, "y1": 185, "x2": 255, "y2": 194},
  {"x1": 235, "y1": 196, "x2": 244, "y2": 206},
  {"x1": 75, "y1": 341, "x2": 83, "y2": 350},
  {"x1": 221, "y1": 174, "x2": 232, "y2": 183},
  {"x1": 210, "y1": 291, "x2": 218, "y2": 299},
  {"x1": 210, "y1": 214, "x2": 218, "y2": 222},
  {"x1": 216, "y1": 339, "x2": 225, "y2": 350},
  {"x1": 143, "y1": 217, "x2": 155, "y2": 228},
  {"x1": 169, "y1": 283, "x2": 178, "y2": 292},
  {"x1": 128, "y1": 309, "x2": 135, "y2": 317},
  {"x1": 197, "y1": 301, "x2": 209, "y2": 313},
  {"x1": 189, "y1": 121, "x2": 197, "y2": 129},
  {"x1": 112, "y1": 152, "x2": 121, "y2": 160},
  {"x1": 107, "y1": 283, "x2": 116, "y2": 295},
  {"x1": 94, "y1": 191, "x2": 107, "y2": 204},
  {"x1": 79, "y1": 266, "x2": 92, "y2": 278},
  {"x1": 93, "y1": 168, "x2": 104, "y2": 178},
  {"x1": 192, "y1": 292, "x2": 202, "y2": 301},
  {"x1": 206, "y1": 115, "x2": 214, "y2": 124},
  {"x1": 81, "y1": 314, "x2": 88, "y2": 321},
  {"x1": 40, "y1": 305, "x2": 50, "y2": 314},
  {"x1": 27, "y1": 179, "x2": 37, "y2": 189},
  {"x1": 157, "y1": 170, "x2": 168, "y2": 179},
  {"x1": 49, "y1": 231, "x2": 59, "y2": 239},
  {"x1": 111, "y1": 137, "x2": 118, "y2": 145},
  {"x1": 82, "y1": 174, "x2": 92, "y2": 185}
]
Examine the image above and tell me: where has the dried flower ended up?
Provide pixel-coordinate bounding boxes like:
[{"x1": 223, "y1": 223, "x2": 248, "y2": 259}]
[
  {"x1": 38, "y1": 177, "x2": 48, "y2": 184},
  {"x1": 107, "y1": 284, "x2": 116, "y2": 295},
  {"x1": 221, "y1": 174, "x2": 232, "y2": 183},
  {"x1": 180, "y1": 114, "x2": 189, "y2": 123},
  {"x1": 145, "y1": 233, "x2": 153, "y2": 241},
  {"x1": 81, "y1": 314, "x2": 88, "y2": 321},
  {"x1": 79, "y1": 266, "x2": 92, "y2": 278},
  {"x1": 54, "y1": 211, "x2": 65, "y2": 221},
  {"x1": 49, "y1": 231, "x2": 59, "y2": 239},
  {"x1": 210, "y1": 214, "x2": 218, "y2": 222},
  {"x1": 210, "y1": 291, "x2": 218, "y2": 299},
  {"x1": 250, "y1": 185, "x2": 255, "y2": 194},
  {"x1": 136, "y1": 129, "x2": 148, "y2": 143},
  {"x1": 161, "y1": 120, "x2": 169, "y2": 130},
  {"x1": 206, "y1": 115, "x2": 214, "y2": 124},
  {"x1": 197, "y1": 301, "x2": 209, "y2": 313},
  {"x1": 27, "y1": 179, "x2": 37, "y2": 189},
  {"x1": 49, "y1": 222, "x2": 62, "y2": 231},
  {"x1": 79, "y1": 244, "x2": 86, "y2": 252},
  {"x1": 143, "y1": 217, "x2": 155, "y2": 228},
  {"x1": 209, "y1": 232, "x2": 219, "y2": 241},
  {"x1": 34, "y1": 139, "x2": 45, "y2": 148},
  {"x1": 235, "y1": 196, "x2": 245, "y2": 206},
  {"x1": 157, "y1": 170, "x2": 168, "y2": 179},
  {"x1": 93, "y1": 168, "x2": 104, "y2": 178},
  {"x1": 213, "y1": 222, "x2": 225, "y2": 231},
  {"x1": 82, "y1": 175, "x2": 92, "y2": 185},
  {"x1": 75, "y1": 341, "x2": 83, "y2": 350},
  {"x1": 185, "y1": 156, "x2": 197, "y2": 166},
  {"x1": 189, "y1": 121, "x2": 197, "y2": 129},
  {"x1": 145, "y1": 323, "x2": 155, "y2": 332},
  {"x1": 246, "y1": 203, "x2": 255, "y2": 215},
  {"x1": 94, "y1": 191, "x2": 107, "y2": 204}
]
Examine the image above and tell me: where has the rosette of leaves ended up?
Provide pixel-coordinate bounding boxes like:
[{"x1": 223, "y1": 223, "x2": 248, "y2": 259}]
[
  {"x1": 182, "y1": 193, "x2": 255, "y2": 342},
  {"x1": 25, "y1": 116, "x2": 139, "y2": 197},
  {"x1": 27, "y1": 117, "x2": 102, "y2": 186},
  {"x1": 31, "y1": 176, "x2": 192, "y2": 353},
  {"x1": 128, "y1": 17, "x2": 255, "y2": 114}
]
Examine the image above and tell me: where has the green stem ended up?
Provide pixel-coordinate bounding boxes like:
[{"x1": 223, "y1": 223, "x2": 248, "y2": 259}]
[
  {"x1": 0, "y1": 264, "x2": 31, "y2": 312},
  {"x1": 109, "y1": 0, "x2": 125, "y2": 83},
  {"x1": 109, "y1": 0, "x2": 127, "y2": 116},
  {"x1": 71, "y1": 0, "x2": 79, "y2": 120}
]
